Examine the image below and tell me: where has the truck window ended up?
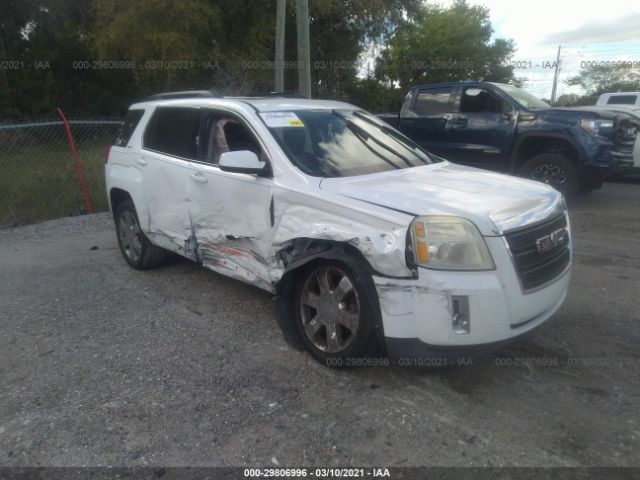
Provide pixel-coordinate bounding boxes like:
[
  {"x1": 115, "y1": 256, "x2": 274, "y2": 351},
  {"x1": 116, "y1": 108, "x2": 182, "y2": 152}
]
[
  {"x1": 607, "y1": 95, "x2": 638, "y2": 105},
  {"x1": 460, "y1": 87, "x2": 503, "y2": 113},
  {"x1": 495, "y1": 84, "x2": 549, "y2": 109},
  {"x1": 411, "y1": 87, "x2": 454, "y2": 115},
  {"x1": 143, "y1": 107, "x2": 201, "y2": 159},
  {"x1": 114, "y1": 109, "x2": 144, "y2": 147}
]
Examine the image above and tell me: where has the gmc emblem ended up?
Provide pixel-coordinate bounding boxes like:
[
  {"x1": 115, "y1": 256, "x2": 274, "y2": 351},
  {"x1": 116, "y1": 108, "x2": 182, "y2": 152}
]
[{"x1": 536, "y1": 228, "x2": 568, "y2": 254}]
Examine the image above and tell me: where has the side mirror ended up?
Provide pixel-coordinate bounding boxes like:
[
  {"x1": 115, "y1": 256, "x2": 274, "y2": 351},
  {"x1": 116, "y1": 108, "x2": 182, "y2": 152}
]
[
  {"x1": 501, "y1": 102, "x2": 516, "y2": 120},
  {"x1": 219, "y1": 150, "x2": 266, "y2": 174},
  {"x1": 464, "y1": 88, "x2": 483, "y2": 97}
]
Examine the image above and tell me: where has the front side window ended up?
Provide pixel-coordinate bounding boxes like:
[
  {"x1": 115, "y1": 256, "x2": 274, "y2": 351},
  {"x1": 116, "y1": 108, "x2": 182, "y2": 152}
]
[
  {"x1": 262, "y1": 109, "x2": 432, "y2": 177},
  {"x1": 200, "y1": 111, "x2": 262, "y2": 164},
  {"x1": 143, "y1": 107, "x2": 200, "y2": 159},
  {"x1": 460, "y1": 87, "x2": 507, "y2": 114}
]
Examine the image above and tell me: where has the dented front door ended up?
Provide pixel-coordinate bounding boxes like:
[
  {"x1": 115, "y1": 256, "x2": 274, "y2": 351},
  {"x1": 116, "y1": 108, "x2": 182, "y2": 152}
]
[{"x1": 186, "y1": 161, "x2": 275, "y2": 291}]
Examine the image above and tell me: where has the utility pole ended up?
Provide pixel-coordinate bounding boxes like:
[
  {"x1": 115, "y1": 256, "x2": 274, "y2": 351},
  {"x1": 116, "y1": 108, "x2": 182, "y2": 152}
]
[
  {"x1": 0, "y1": 34, "x2": 10, "y2": 117},
  {"x1": 551, "y1": 45, "x2": 561, "y2": 103},
  {"x1": 275, "y1": 0, "x2": 286, "y2": 92},
  {"x1": 296, "y1": 0, "x2": 311, "y2": 98}
]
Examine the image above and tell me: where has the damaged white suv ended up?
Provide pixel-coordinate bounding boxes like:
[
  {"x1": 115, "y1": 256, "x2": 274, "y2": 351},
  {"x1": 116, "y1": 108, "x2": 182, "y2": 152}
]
[{"x1": 106, "y1": 91, "x2": 572, "y2": 365}]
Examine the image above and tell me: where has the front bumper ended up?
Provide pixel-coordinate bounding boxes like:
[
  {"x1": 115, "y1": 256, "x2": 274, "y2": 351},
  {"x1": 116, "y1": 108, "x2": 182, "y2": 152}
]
[{"x1": 374, "y1": 236, "x2": 571, "y2": 357}]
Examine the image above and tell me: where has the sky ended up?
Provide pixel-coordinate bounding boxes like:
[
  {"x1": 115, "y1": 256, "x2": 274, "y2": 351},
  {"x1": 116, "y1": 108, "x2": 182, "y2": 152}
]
[{"x1": 441, "y1": 0, "x2": 640, "y2": 99}]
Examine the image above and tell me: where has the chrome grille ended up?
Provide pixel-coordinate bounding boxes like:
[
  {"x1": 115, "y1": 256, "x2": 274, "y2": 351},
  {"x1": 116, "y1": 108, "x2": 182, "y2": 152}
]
[
  {"x1": 505, "y1": 214, "x2": 571, "y2": 291},
  {"x1": 612, "y1": 119, "x2": 638, "y2": 172}
]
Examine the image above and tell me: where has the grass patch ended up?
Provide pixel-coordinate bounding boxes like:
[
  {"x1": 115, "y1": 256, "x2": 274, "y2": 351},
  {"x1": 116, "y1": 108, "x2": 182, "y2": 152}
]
[
  {"x1": 0, "y1": 143, "x2": 110, "y2": 228},
  {"x1": 0, "y1": 121, "x2": 118, "y2": 228}
]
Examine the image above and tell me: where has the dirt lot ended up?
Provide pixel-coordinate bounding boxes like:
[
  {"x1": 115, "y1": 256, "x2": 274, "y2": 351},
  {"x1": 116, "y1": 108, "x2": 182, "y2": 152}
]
[{"x1": 1, "y1": 181, "x2": 639, "y2": 468}]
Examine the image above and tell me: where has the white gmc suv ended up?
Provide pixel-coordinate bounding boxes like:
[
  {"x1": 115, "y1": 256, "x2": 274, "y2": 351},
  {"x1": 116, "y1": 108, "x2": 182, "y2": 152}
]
[{"x1": 105, "y1": 91, "x2": 572, "y2": 365}]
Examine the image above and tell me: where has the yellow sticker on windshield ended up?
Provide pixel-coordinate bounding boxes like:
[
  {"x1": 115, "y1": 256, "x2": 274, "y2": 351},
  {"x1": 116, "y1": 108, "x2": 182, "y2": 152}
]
[{"x1": 260, "y1": 112, "x2": 305, "y2": 128}]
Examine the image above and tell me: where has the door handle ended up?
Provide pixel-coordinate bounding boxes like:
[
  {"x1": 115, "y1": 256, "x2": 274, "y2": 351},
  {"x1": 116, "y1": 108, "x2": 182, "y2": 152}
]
[
  {"x1": 190, "y1": 173, "x2": 208, "y2": 183},
  {"x1": 136, "y1": 157, "x2": 147, "y2": 166}
]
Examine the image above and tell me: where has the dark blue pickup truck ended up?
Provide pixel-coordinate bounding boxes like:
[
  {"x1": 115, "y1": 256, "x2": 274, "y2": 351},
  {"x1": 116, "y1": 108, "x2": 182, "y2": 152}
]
[{"x1": 378, "y1": 81, "x2": 639, "y2": 195}]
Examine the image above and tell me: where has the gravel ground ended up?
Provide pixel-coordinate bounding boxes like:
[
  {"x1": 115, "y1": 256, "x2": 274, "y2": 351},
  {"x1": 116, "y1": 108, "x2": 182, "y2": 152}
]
[{"x1": 0, "y1": 181, "x2": 639, "y2": 468}]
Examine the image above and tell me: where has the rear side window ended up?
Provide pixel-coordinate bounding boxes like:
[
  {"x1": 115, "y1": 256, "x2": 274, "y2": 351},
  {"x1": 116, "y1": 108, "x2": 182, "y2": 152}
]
[
  {"x1": 143, "y1": 107, "x2": 201, "y2": 159},
  {"x1": 607, "y1": 95, "x2": 638, "y2": 105},
  {"x1": 411, "y1": 87, "x2": 455, "y2": 114},
  {"x1": 114, "y1": 109, "x2": 144, "y2": 147}
]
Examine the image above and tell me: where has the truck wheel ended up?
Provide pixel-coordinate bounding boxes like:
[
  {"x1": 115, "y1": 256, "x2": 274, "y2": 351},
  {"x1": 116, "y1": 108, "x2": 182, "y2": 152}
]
[
  {"x1": 293, "y1": 259, "x2": 381, "y2": 366},
  {"x1": 519, "y1": 153, "x2": 579, "y2": 197},
  {"x1": 115, "y1": 200, "x2": 166, "y2": 270}
]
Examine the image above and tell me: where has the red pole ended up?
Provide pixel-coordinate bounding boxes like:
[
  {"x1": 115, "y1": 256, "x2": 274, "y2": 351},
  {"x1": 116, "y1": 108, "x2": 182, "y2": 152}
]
[{"x1": 57, "y1": 108, "x2": 93, "y2": 214}]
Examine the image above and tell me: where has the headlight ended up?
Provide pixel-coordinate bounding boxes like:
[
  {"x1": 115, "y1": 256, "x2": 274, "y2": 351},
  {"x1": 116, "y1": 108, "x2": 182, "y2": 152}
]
[
  {"x1": 580, "y1": 118, "x2": 614, "y2": 137},
  {"x1": 411, "y1": 216, "x2": 494, "y2": 270}
]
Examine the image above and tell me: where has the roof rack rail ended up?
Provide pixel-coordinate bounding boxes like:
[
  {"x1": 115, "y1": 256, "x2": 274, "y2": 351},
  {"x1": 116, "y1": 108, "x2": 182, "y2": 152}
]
[
  {"x1": 260, "y1": 91, "x2": 307, "y2": 99},
  {"x1": 146, "y1": 89, "x2": 223, "y2": 101}
]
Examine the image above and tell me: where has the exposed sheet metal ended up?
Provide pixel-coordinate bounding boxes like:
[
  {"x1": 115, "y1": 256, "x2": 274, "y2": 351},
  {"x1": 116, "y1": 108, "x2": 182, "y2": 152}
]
[{"x1": 271, "y1": 192, "x2": 413, "y2": 280}]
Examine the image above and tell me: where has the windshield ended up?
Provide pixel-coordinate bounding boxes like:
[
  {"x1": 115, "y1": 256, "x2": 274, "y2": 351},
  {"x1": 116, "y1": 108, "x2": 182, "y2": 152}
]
[
  {"x1": 496, "y1": 84, "x2": 549, "y2": 109},
  {"x1": 261, "y1": 109, "x2": 433, "y2": 177}
]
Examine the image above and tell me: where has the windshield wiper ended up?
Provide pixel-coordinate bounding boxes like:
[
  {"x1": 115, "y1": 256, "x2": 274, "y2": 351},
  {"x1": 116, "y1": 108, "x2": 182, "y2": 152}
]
[
  {"x1": 352, "y1": 110, "x2": 430, "y2": 164},
  {"x1": 338, "y1": 118, "x2": 402, "y2": 170},
  {"x1": 332, "y1": 110, "x2": 414, "y2": 167}
]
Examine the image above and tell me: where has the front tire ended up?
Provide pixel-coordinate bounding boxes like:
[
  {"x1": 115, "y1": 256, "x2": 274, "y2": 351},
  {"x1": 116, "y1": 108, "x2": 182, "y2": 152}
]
[
  {"x1": 115, "y1": 200, "x2": 166, "y2": 270},
  {"x1": 293, "y1": 259, "x2": 381, "y2": 366},
  {"x1": 519, "y1": 153, "x2": 579, "y2": 197}
]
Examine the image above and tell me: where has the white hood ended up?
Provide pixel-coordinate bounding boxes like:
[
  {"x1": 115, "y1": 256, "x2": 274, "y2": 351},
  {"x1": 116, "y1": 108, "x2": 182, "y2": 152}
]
[{"x1": 319, "y1": 162, "x2": 565, "y2": 235}]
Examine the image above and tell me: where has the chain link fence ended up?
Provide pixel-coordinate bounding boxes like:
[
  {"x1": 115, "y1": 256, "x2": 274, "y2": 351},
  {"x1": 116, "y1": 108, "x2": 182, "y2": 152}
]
[{"x1": 0, "y1": 114, "x2": 121, "y2": 228}]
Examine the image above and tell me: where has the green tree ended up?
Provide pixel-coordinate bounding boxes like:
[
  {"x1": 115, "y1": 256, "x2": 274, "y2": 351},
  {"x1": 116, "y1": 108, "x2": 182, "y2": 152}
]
[
  {"x1": 305, "y1": 0, "x2": 422, "y2": 98},
  {"x1": 0, "y1": 0, "x2": 117, "y2": 118},
  {"x1": 552, "y1": 93, "x2": 594, "y2": 107},
  {"x1": 375, "y1": 0, "x2": 516, "y2": 89},
  {"x1": 93, "y1": 0, "x2": 423, "y2": 100},
  {"x1": 0, "y1": 0, "x2": 446, "y2": 118},
  {"x1": 344, "y1": 76, "x2": 405, "y2": 112},
  {"x1": 566, "y1": 65, "x2": 640, "y2": 99},
  {"x1": 93, "y1": 0, "x2": 225, "y2": 93}
]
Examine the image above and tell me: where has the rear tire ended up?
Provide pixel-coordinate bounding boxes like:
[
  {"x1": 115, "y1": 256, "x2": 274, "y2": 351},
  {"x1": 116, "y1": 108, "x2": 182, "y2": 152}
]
[
  {"x1": 115, "y1": 200, "x2": 166, "y2": 270},
  {"x1": 519, "y1": 153, "x2": 579, "y2": 197}
]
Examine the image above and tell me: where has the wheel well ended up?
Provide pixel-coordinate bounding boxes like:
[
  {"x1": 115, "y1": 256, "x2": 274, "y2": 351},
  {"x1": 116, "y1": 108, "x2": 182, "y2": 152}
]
[
  {"x1": 109, "y1": 188, "x2": 133, "y2": 216},
  {"x1": 273, "y1": 239, "x2": 382, "y2": 352},
  {"x1": 514, "y1": 137, "x2": 579, "y2": 170},
  {"x1": 277, "y1": 239, "x2": 375, "y2": 284}
]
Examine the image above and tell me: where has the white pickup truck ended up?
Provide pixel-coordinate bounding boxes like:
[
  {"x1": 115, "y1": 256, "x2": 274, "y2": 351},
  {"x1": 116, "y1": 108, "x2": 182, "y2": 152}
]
[
  {"x1": 597, "y1": 92, "x2": 640, "y2": 107},
  {"x1": 105, "y1": 91, "x2": 572, "y2": 366}
]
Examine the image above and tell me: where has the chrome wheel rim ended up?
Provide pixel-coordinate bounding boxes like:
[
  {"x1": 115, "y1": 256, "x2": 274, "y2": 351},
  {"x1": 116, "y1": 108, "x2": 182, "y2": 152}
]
[
  {"x1": 531, "y1": 162, "x2": 567, "y2": 188},
  {"x1": 118, "y1": 211, "x2": 142, "y2": 263},
  {"x1": 299, "y1": 266, "x2": 360, "y2": 353}
]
